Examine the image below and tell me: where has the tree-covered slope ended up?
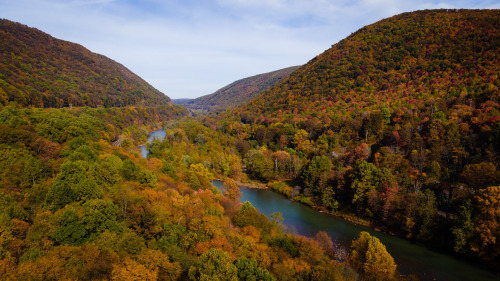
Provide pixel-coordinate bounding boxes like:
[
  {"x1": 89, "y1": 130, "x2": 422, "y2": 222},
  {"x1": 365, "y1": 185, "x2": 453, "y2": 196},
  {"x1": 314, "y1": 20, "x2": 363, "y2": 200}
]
[
  {"x1": 216, "y1": 9, "x2": 500, "y2": 269},
  {"x1": 171, "y1": 98, "x2": 192, "y2": 105},
  {"x1": 0, "y1": 19, "x2": 170, "y2": 108},
  {"x1": 184, "y1": 66, "x2": 299, "y2": 111},
  {"x1": 0, "y1": 106, "x2": 392, "y2": 281},
  {"x1": 242, "y1": 9, "x2": 499, "y2": 118}
]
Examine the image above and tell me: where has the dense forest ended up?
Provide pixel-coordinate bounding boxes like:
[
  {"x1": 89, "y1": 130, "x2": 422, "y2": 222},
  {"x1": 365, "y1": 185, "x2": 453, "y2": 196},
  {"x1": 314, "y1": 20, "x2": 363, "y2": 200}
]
[
  {"x1": 0, "y1": 106, "x2": 413, "y2": 280},
  {"x1": 1, "y1": 8, "x2": 499, "y2": 281},
  {"x1": 207, "y1": 9, "x2": 500, "y2": 269},
  {"x1": 0, "y1": 19, "x2": 170, "y2": 108},
  {"x1": 176, "y1": 66, "x2": 300, "y2": 111},
  {"x1": 0, "y1": 17, "x2": 411, "y2": 281}
]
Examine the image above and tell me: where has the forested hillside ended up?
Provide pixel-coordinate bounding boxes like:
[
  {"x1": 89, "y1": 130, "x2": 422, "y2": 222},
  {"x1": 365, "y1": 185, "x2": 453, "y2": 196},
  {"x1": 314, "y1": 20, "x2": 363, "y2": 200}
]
[
  {"x1": 0, "y1": 19, "x2": 409, "y2": 281},
  {"x1": 213, "y1": 9, "x2": 500, "y2": 268},
  {"x1": 0, "y1": 106, "x2": 368, "y2": 280},
  {"x1": 0, "y1": 105, "x2": 408, "y2": 280},
  {"x1": 0, "y1": 19, "x2": 170, "y2": 108},
  {"x1": 1, "y1": 8, "x2": 499, "y2": 280},
  {"x1": 242, "y1": 9, "x2": 498, "y2": 118},
  {"x1": 181, "y1": 66, "x2": 300, "y2": 111}
]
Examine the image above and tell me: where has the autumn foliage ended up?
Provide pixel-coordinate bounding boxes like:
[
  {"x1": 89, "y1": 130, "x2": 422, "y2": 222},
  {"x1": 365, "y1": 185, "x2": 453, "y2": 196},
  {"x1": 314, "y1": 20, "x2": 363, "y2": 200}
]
[
  {"x1": 211, "y1": 9, "x2": 499, "y2": 269},
  {"x1": 0, "y1": 19, "x2": 171, "y2": 108}
]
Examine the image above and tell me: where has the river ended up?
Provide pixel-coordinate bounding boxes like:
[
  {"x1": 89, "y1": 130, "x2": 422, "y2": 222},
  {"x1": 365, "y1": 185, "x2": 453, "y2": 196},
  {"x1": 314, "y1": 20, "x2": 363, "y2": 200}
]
[
  {"x1": 139, "y1": 128, "x2": 166, "y2": 158},
  {"x1": 142, "y1": 128, "x2": 498, "y2": 281}
]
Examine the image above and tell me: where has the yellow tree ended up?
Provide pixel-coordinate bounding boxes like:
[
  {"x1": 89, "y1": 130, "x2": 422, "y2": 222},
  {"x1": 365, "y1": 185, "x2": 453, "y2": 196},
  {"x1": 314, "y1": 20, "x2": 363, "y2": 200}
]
[
  {"x1": 223, "y1": 178, "x2": 242, "y2": 202},
  {"x1": 187, "y1": 163, "x2": 214, "y2": 190},
  {"x1": 472, "y1": 186, "x2": 500, "y2": 261},
  {"x1": 111, "y1": 258, "x2": 157, "y2": 281},
  {"x1": 293, "y1": 129, "x2": 313, "y2": 155},
  {"x1": 348, "y1": 231, "x2": 397, "y2": 281},
  {"x1": 271, "y1": 151, "x2": 291, "y2": 177},
  {"x1": 137, "y1": 249, "x2": 182, "y2": 281},
  {"x1": 227, "y1": 154, "x2": 243, "y2": 180}
]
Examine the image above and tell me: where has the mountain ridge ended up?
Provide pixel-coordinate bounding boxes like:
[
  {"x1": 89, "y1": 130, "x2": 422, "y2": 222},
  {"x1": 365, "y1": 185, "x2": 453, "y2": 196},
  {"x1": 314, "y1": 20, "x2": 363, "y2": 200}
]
[
  {"x1": 0, "y1": 19, "x2": 170, "y2": 108},
  {"x1": 181, "y1": 66, "x2": 300, "y2": 111},
  {"x1": 220, "y1": 8, "x2": 500, "y2": 269},
  {"x1": 241, "y1": 9, "x2": 499, "y2": 118}
]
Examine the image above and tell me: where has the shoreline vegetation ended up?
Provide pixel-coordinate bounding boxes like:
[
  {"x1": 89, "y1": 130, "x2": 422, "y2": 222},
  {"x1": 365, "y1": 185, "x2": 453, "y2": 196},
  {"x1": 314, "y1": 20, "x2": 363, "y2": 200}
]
[
  {"x1": 230, "y1": 177, "x2": 371, "y2": 226},
  {"x1": 214, "y1": 176, "x2": 500, "y2": 279},
  {"x1": 1, "y1": 8, "x2": 499, "y2": 281}
]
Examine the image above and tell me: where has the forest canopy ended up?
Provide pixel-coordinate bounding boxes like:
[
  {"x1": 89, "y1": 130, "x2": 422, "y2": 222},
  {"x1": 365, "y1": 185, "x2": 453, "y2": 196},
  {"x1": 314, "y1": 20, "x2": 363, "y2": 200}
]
[{"x1": 0, "y1": 19, "x2": 171, "y2": 108}]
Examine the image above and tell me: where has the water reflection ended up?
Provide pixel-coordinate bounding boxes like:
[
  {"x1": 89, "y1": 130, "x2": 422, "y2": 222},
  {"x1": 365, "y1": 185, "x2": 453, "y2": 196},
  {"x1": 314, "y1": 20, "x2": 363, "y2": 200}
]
[
  {"x1": 212, "y1": 180, "x2": 498, "y2": 281},
  {"x1": 140, "y1": 129, "x2": 498, "y2": 281}
]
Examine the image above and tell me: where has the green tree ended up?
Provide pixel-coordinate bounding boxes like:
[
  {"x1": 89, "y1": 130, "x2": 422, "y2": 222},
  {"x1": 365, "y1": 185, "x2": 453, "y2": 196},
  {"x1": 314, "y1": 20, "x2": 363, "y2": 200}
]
[
  {"x1": 321, "y1": 186, "x2": 339, "y2": 211},
  {"x1": 73, "y1": 178, "x2": 103, "y2": 202},
  {"x1": 161, "y1": 161, "x2": 178, "y2": 180},
  {"x1": 52, "y1": 207, "x2": 86, "y2": 245},
  {"x1": 234, "y1": 258, "x2": 275, "y2": 281},
  {"x1": 301, "y1": 155, "x2": 332, "y2": 195},
  {"x1": 121, "y1": 159, "x2": 141, "y2": 181},
  {"x1": 45, "y1": 181, "x2": 76, "y2": 211},
  {"x1": 138, "y1": 169, "x2": 158, "y2": 187},
  {"x1": 452, "y1": 200, "x2": 474, "y2": 253},
  {"x1": 349, "y1": 160, "x2": 394, "y2": 211},
  {"x1": 21, "y1": 154, "x2": 43, "y2": 187},
  {"x1": 363, "y1": 110, "x2": 386, "y2": 141},
  {"x1": 56, "y1": 160, "x2": 92, "y2": 184},
  {"x1": 81, "y1": 199, "x2": 123, "y2": 241},
  {"x1": 45, "y1": 159, "x2": 99, "y2": 209},
  {"x1": 350, "y1": 160, "x2": 380, "y2": 206},
  {"x1": 245, "y1": 149, "x2": 274, "y2": 181},
  {"x1": 68, "y1": 136, "x2": 89, "y2": 151},
  {"x1": 118, "y1": 231, "x2": 146, "y2": 256},
  {"x1": 67, "y1": 145, "x2": 97, "y2": 162},
  {"x1": 232, "y1": 202, "x2": 270, "y2": 232},
  {"x1": 188, "y1": 248, "x2": 238, "y2": 281},
  {"x1": 415, "y1": 189, "x2": 438, "y2": 241},
  {"x1": 93, "y1": 155, "x2": 123, "y2": 186}
]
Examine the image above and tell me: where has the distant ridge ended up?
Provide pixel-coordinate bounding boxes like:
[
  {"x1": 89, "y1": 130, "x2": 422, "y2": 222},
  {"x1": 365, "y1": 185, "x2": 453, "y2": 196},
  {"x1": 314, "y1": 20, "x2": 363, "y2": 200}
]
[
  {"x1": 183, "y1": 66, "x2": 300, "y2": 111},
  {"x1": 171, "y1": 98, "x2": 192, "y2": 105},
  {"x1": 0, "y1": 19, "x2": 170, "y2": 108}
]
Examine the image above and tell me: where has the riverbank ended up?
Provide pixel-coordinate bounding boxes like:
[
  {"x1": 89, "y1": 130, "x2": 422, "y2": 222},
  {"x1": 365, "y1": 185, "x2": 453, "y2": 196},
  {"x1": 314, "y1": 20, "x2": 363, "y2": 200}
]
[
  {"x1": 234, "y1": 179, "x2": 268, "y2": 189},
  {"x1": 226, "y1": 178, "x2": 500, "y2": 279},
  {"x1": 139, "y1": 128, "x2": 499, "y2": 280},
  {"x1": 211, "y1": 179, "x2": 499, "y2": 281},
  {"x1": 140, "y1": 124, "x2": 166, "y2": 146},
  {"x1": 238, "y1": 178, "x2": 371, "y2": 226}
]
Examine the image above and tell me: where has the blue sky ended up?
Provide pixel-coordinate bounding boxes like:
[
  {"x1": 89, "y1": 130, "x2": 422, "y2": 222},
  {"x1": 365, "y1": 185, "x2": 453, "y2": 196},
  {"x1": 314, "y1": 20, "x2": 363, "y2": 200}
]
[{"x1": 1, "y1": 0, "x2": 499, "y2": 99}]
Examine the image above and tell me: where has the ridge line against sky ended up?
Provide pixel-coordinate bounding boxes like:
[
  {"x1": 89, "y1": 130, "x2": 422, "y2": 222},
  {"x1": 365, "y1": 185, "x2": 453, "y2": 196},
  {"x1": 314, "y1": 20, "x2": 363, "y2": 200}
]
[{"x1": 1, "y1": 0, "x2": 499, "y2": 99}]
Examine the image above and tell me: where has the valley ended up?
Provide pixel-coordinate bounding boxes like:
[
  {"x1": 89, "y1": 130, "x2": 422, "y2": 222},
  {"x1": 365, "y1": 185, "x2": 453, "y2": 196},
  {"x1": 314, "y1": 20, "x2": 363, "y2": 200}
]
[{"x1": 0, "y1": 8, "x2": 499, "y2": 281}]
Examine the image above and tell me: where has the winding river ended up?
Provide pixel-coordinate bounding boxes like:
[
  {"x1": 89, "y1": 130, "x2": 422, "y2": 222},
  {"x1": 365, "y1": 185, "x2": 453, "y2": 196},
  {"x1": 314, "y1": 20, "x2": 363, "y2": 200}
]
[
  {"x1": 139, "y1": 128, "x2": 166, "y2": 158},
  {"x1": 142, "y1": 128, "x2": 498, "y2": 281}
]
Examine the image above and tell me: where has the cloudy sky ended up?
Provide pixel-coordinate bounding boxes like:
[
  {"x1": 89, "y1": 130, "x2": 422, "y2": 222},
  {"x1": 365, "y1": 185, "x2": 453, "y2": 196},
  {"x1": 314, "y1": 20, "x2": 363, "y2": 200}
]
[{"x1": 2, "y1": 0, "x2": 499, "y2": 99}]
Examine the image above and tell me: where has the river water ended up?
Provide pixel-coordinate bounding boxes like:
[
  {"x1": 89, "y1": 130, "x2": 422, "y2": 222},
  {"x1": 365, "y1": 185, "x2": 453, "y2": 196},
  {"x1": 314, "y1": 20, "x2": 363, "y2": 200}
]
[
  {"x1": 139, "y1": 128, "x2": 166, "y2": 158},
  {"x1": 142, "y1": 128, "x2": 498, "y2": 281},
  {"x1": 211, "y1": 180, "x2": 498, "y2": 281}
]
